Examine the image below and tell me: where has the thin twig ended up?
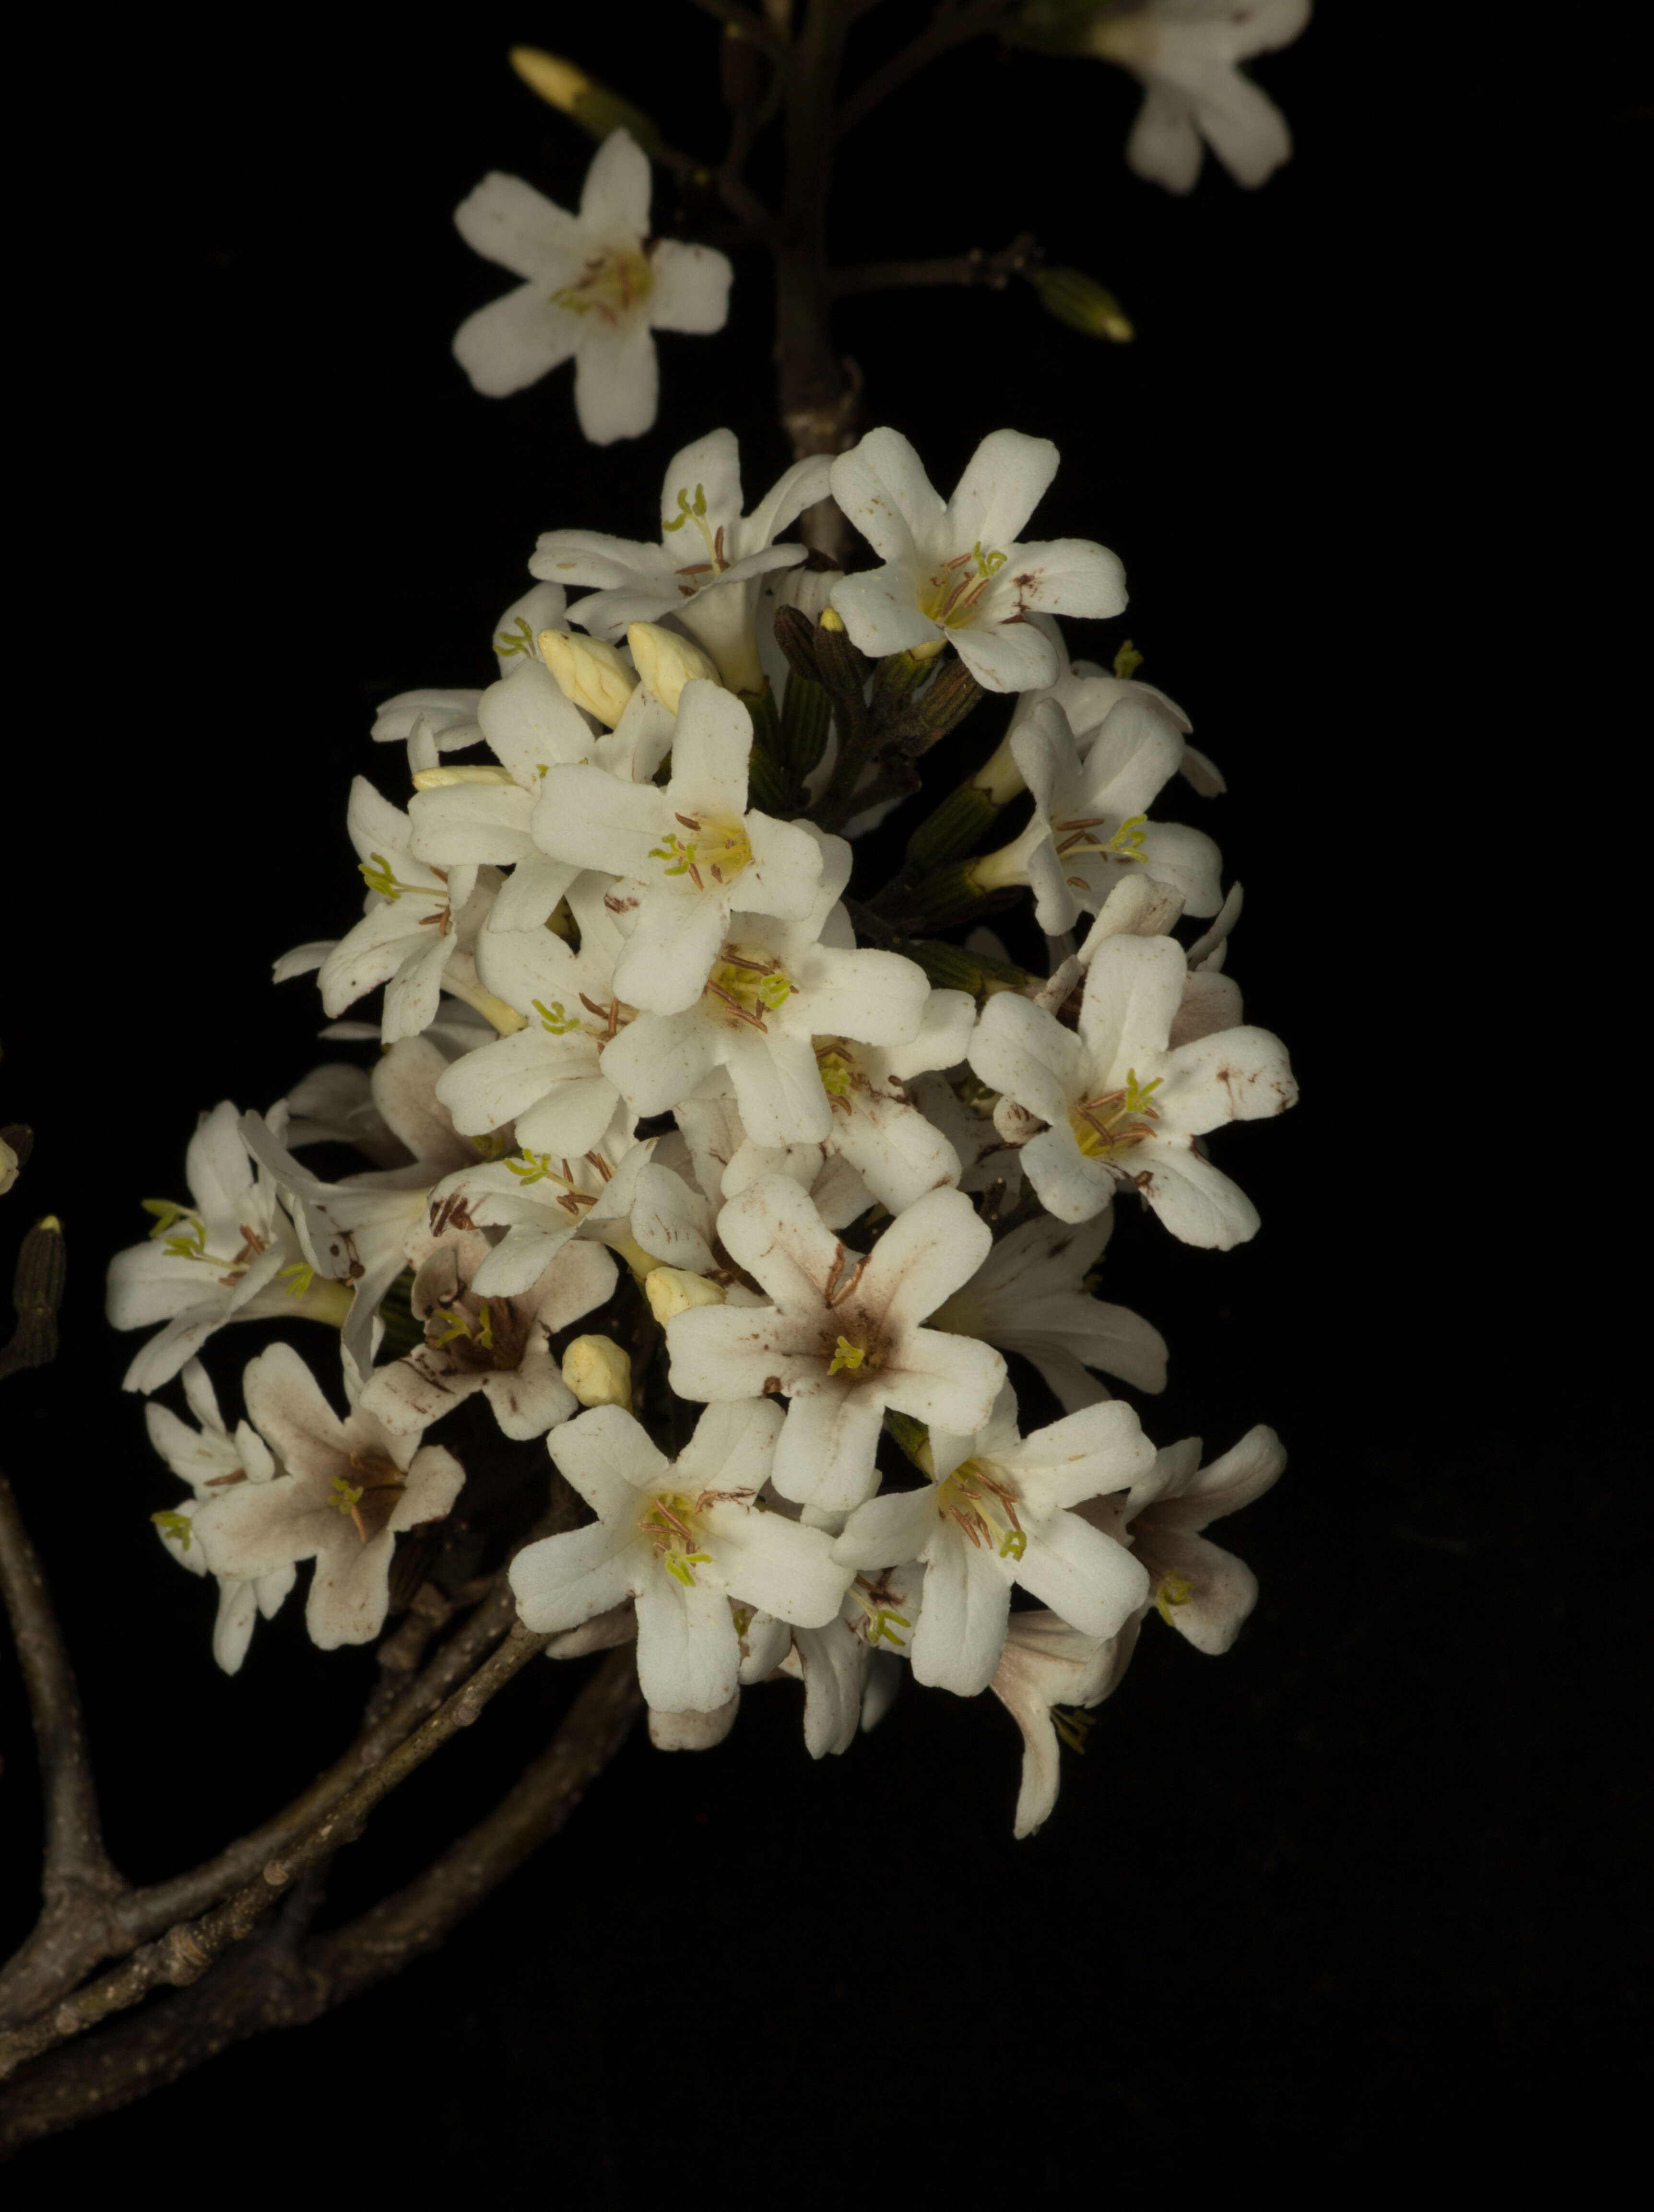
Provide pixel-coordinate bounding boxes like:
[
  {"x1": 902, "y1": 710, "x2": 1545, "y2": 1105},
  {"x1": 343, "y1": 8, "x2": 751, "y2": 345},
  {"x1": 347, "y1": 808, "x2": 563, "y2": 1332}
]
[
  {"x1": 0, "y1": 1474, "x2": 124, "y2": 1918},
  {"x1": 835, "y1": 0, "x2": 1013, "y2": 140},
  {"x1": 0, "y1": 1621, "x2": 558, "y2": 2080},
  {"x1": 831, "y1": 233, "x2": 1040, "y2": 297},
  {"x1": 0, "y1": 1650, "x2": 643, "y2": 2153}
]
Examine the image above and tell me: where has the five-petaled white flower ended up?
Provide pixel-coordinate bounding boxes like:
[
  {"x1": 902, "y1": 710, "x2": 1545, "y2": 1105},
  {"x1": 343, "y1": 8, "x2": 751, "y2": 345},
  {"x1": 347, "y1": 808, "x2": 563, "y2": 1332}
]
[
  {"x1": 509, "y1": 1400, "x2": 851, "y2": 1714},
  {"x1": 833, "y1": 1386, "x2": 1155, "y2": 1696},
  {"x1": 1085, "y1": 0, "x2": 1311, "y2": 195},
  {"x1": 190, "y1": 1343, "x2": 465, "y2": 1651},
  {"x1": 531, "y1": 430, "x2": 832, "y2": 694},
  {"x1": 828, "y1": 427, "x2": 1127, "y2": 691},
  {"x1": 668, "y1": 1176, "x2": 1007, "y2": 1512},
  {"x1": 969, "y1": 933, "x2": 1296, "y2": 1247},
  {"x1": 452, "y1": 134, "x2": 732, "y2": 443},
  {"x1": 531, "y1": 679, "x2": 826, "y2": 1016},
  {"x1": 1094, "y1": 1423, "x2": 1286, "y2": 1651}
]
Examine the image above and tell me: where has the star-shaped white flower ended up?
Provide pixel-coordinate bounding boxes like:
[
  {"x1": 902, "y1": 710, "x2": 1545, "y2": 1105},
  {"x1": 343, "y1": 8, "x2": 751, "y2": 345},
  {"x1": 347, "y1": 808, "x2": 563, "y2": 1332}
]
[
  {"x1": 928, "y1": 1209, "x2": 1169, "y2": 1410},
  {"x1": 668, "y1": 1177, "x2": 1007, "y2": 1512},
  {"x1": 106, "y1": 1101, "x2": 337, "y2": 1393},
  {"x1": 145, "y1": 1358, "x2": 295, "y2": 1674},
  {"x1": 833, "y1": 1386, "x2": 1155, "y2": 1696},
  {"x1": 509, "y1": 1401, "x2": 851, "y2": 1714},
  {"x1": 452, "y1": 134, "x2": 732, "y2": 444},
  {"x1": 599, "y1": 828, "x2": 931, "y2": 1149},
  {"x1": 358, "y1": 1229, "x2": 615, "y2": 1441},
  {"x1": 531, "y1": 679, "x2": 825, "y2": 1016},
  {"x1": 530, "y1": 429, "x2": 832, "y2": 694},
  {"x1": 968, "y1": 933, "x2": 1296, "y2": 1247},
  {"x1": 190, "y1": 1343, "x2": 465, "y2": 1651},
  {"x1": 979, "y1": 694, "x2": 1224, "y2": 930},
  {"x1": 1099, "y1": 1423, "x2": 1286, "y2": 1651},
  {"x1": 827, "y1": 427, "x2": 1127, "y2": 691},
  {"x1": 1086, "y1": 0, "x2": 1311, "y2": 195}
]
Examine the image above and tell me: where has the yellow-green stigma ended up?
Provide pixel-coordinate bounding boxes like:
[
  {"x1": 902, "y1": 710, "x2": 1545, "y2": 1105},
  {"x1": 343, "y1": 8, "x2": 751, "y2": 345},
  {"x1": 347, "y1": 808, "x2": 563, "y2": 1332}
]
[
  {"x1": 359, "y1": 853, "x2": 441, "y2": 904},
  {"x1": 1051, "y1": 812, "x2": 1150, "y2": 875},
  {"x1": 936, "y1": 1457, "x2": 1026, "y2": 1562},
  {"x1": 152, "y1": 1509, "x2": 193, "y2": 1550},
  {"x1": 649, "y1": 811, "x2": 753, "y2": 891},
  {"x1": 815, "y1": 1040, "x2": 858, "y2": 1110},
  {"x1": 916, "y1": 541, "x2": 1007, "y2": 629},
  {"x1": 661, "y1": 480, "x2": 727, "y2": 581},
  {"x1": 1070, "y1": 1068, "x2": 1163, "y2": 1160},
  {"x1": 849, "y1": 1582, "x2": 910, "y2": 1650},
  {"x1": 640, "y1": 1491, "x2": 714, "y2": 1588},
  {"x1": 827, "y1": 1334, "x2": 875, "y2": 1377},
  {"x1": 552, "y1": 244, "x2": 654, "y2": 323},
  {"x1": 703, "y1": 948, "x2": 795, "y2": 1032},
  {"x1": 1154, "y1": 1572, "x2": 1195, "y2": 1626}
]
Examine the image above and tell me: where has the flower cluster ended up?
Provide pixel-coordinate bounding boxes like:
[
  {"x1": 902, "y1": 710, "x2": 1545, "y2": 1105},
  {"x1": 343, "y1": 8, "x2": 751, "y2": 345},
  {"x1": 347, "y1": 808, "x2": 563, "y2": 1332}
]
[{"x1": 111, "y1": 423, "x2": 1296, "y2": 1834}]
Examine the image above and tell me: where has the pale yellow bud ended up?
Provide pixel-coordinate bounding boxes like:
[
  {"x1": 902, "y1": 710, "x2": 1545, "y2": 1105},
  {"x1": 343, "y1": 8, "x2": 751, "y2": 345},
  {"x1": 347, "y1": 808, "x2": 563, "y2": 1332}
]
[
  {"x1": 643, "y1": 1267, "x2": 728, "y2": 1325},
  {"x1": 538, "y1": 630, "x2": 638, "y2": 728},
  {"x1": 626, "y1": 623, "x2": 721, "y2": 715},
  {"x1": 410, "y1": 764, "x2": 518, "y2": 790},
  {"x1": 561, "y1": 1334, "x2": 633, "y2": 1411},
  {"x1": 0, "y1": 1135, "x2": 19, "y2": 1198},
  {"x1": 508, "y1": 47, "x2": 589, "y2": 110}
]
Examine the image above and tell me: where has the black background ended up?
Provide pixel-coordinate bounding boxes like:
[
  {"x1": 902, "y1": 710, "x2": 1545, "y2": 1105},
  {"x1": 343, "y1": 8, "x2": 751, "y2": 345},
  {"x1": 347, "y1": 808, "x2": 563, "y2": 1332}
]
[{"x1": 4, "y1": 1, "x2": 1646, "y2": 2186}]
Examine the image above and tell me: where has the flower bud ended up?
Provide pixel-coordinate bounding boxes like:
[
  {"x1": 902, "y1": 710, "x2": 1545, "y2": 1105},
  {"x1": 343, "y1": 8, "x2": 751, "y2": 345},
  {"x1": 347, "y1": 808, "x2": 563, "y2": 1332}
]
[
  {"x1": 561, "y1": 1334, "x2": 633, "y2": 1411},
  {"x1": 626, "y1": 623, "x2": 721, "y2": 714},
  {"x1": 538, "y1": 630, "x2": 638, "y2": 728},
  {"x1": 1031, "y1": 267, "x2": 1134, "y2": 343},
  {"x1": 0, "y1": 1133, "x2": 20, "y2": 1197},
  {"x1": 773, "y1": 563, "x2": 840, "y2": 623},
  {"x1": 643, "y1": 1267, "x2": 728, "y2": 1325},
  {"x1": 508, "y1": 47, "x2": 664, "y2": 156}
]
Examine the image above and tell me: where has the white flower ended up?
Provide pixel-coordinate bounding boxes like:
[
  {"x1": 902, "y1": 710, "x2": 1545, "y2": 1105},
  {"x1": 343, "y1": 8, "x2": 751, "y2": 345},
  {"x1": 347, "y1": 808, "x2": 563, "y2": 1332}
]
[
  {"x1": 291, "y1": 777, "x2": 491, "y2": 1043},
  {"x1": 531, "y1": 679, "x2": 826, "y2": 1016},
  {"x1": 106, "y1": 1101, "x2": 339, "y2": 1393},
  {"x1": 190, "y1": 1343, "x2": 465, "y2": 1651},
  {"x1": 1007, "y1": 615, "x2": 1222, "y2": 794},
  {"x1": 145, "y1": 1359, "x2": 295, "y2": 1674},
  {"x1": 833, "y1": 1386, "x2": 1154, "y2": 1695},
  {"x1": 1086, "y1": 0, "x2": 1311, "y2": 195},
  {"x1": 929, "y1": 1209, "x2": 1169, "y2": 1410},
  {"x1": 989, "y1": 1607, "x2": 1142, "y2": 1838},
  {"x1": 969, "y1": 933, "x2": 1296, "y2": 1246},
  {"x1": 530, "y1": 429, "x2": 833, "y2": 693},
  {"x1": 600, "y1": 828, "x2": 932, "y2": 1148},
  {"x1": 452, "y1": 135, "x2": 732, "y2": 444},
  {"x1": 773, "y1": 1557, "x2": 925, "y2": 1758},
  {"x1": 358, "y1": 1229, "x2": 615, "y2": 1441},
  {"x1": 1105, "y1": 1424, "x2": 1286, "y2": 1651},
  {"x1": 978, "y1": 694, "x2": 1224, "y2": 930},
  {"x1": 668, "y1": 1177, "x2": 1007, "y2": 1512},
  {"x1": 814, "y1": 988, "x2": 977, "y2": 1212},
  {"x1": 509, "y1": 1401, "x2": 851, "y2": 1713},
  {"x1": 827, "y1": 427, "x2": 1127, "y2": 691},
  {"x1": 425, "y1": 1111, "x2": 648, "y2": 1300},
  {"x1": 434, "y1": 877, "x2": 629, "y2": 1162}
]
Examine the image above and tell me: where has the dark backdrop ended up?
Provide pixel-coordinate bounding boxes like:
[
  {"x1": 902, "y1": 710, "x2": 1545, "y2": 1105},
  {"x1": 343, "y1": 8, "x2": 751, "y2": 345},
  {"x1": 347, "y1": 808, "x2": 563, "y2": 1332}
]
[{"x1": 5, "y1": 2, "x2": 1645, "y2": 2185}]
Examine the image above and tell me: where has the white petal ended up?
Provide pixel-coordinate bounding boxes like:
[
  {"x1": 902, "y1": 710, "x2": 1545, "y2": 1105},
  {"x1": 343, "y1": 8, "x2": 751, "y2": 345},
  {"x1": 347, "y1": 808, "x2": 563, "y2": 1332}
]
[
  {"x1": 829, "y1": 428, "x2": 945, "y2": 563},
  {"x1": 572, "y1": 317, "x2": 659, "y2": 446},
  {"x1": 647, "y1": 240, "x2": 733, "y2": 333},
  {"x1": 453, "y1": 285, "x2": 580, "y2": 400}
]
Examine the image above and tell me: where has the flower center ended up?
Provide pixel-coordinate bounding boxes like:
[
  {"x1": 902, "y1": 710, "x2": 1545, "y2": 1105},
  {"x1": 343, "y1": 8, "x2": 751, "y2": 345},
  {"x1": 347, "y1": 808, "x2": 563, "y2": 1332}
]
[
  {"x1": 552, "y1": 244, "x2": 654, "y2": 324},
  {"x1": 331, "y1": 1451, "x2": 408, "y2": 1544},
  {"x1": 935, "y1": 1457, "x2": 1026, "y2": 1562},
  {"x1": 429, "y1": 1295, "x2": 523, "y2": 1373},
  {"x1": 1051, "y1": 812, "x2": 1149, "y2": 875},
  {"x1": 649, "y1": 812, "x2": 753, "y2": 893},
  {"x1": 827, "y1": 1332, "x2": 880, "y2": 1377},
  {"x1": 702, "y1": 946, "x2": 795, "y2": 1031},
  {"x1": 916, "y1": 541, "x2": 1007, "y2": 630},
  {"x1": 1069, "y1": 1069, "x2": 1163, "y2": 1160},
  {"x1": 639, "y1": 1490, "x2": 714, "y2": 1587}
]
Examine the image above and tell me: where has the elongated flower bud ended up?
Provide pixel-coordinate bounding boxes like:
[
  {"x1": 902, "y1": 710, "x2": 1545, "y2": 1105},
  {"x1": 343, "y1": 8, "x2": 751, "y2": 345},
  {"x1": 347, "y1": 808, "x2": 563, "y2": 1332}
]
[
  {"x1": 539, "y1": 630, "x2": 638, "y2": 727},
  {"x1": 644, "y1": 1267, "x2": 728, "y2": 1324},
  {"x1": 626, "y1": 623, "x2": 721, "y2": 714},
  {"x1": 1031, "y1": 267, "x2": 1134, "y2": 343},
  {"x1": 508, "y1": 47, "x2": 664, "y2": 155}
]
